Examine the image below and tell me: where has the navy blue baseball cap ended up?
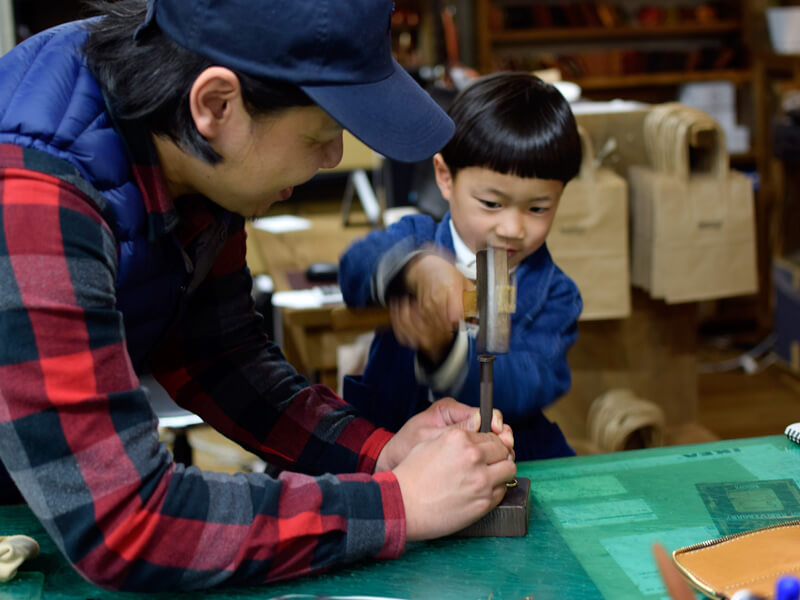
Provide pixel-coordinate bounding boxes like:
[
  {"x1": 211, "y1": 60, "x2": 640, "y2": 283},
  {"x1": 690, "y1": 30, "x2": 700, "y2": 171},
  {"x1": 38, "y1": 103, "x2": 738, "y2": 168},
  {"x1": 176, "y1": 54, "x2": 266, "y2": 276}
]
[{"x1": 136, "y1": 0, "x2": 454, "y2": 163}]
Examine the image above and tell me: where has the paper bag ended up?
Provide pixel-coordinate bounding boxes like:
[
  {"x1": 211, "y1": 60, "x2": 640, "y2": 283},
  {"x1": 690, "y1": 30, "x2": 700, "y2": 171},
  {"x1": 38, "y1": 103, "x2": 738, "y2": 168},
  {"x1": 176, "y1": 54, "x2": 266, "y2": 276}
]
[
  {"x1": 629, "y1": 104, "x2": 757, "y2": 303},
  {"x1": 548, "y1": 125, "x2": 631, "y2": 319}
]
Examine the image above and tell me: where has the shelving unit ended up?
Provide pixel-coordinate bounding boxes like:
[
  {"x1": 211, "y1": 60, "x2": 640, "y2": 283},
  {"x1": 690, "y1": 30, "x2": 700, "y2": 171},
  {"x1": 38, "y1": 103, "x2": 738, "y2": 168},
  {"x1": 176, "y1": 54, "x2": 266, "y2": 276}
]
[
  {"x1": 475, "y1": 0, "x2": 790, "y2": 324},
  {"x1": 392, "y1": 0, "x2": 438, "y2": 69},
  {"x1": 570, "y1": 68, "x2": 750, "y2": 89},
  {"x1": 476, "y1": 0, "x2": 751, "y2": 79},
  {"x1": 751, "y1": 51, "x2": 800, "y2": 323},
  {"x1": 487, "y1": 21, "x2": 742, "y2": 43},
  {"x1": 477, "y1": 1, "x2": 756, "y2": 160},
  {"x1": 475, "y1": 0, "x2": 755, "y2": 116},
  {"x1": 474, "y1": 0, "x2": 759, "y2": 170}
]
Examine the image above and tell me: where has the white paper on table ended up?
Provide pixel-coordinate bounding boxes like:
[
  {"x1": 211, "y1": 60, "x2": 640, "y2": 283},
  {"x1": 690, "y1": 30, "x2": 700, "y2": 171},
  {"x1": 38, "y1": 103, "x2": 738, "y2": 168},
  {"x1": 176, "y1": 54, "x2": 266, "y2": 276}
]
[
  {"x1": 272, "y1": 287, "x2": 343, "y2": 309},
  {"x1": 251, "y1": 215, "x2": 312, "y2": 233},
  {"x1": 571, "y1": 99, "x2": 648, "y2": 114}
]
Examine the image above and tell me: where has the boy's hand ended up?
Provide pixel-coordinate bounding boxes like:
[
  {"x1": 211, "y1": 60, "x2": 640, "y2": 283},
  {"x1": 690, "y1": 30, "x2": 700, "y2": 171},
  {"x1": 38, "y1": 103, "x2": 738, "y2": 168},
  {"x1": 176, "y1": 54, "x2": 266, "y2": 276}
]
[
  {"x1": 375, "y1": 397, "x2": 515, "y2": 473},
  {"x1": 389, "y1": 296, "x2": 453, "y2": 364},
  {"x1": 403, "y1": 253, "x2": 472, "y2": 331}
]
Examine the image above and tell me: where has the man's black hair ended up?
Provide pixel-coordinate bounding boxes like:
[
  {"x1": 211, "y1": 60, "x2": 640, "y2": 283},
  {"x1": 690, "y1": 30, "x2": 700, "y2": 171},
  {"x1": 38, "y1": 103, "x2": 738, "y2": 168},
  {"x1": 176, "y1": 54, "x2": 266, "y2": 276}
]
[
  {"x1": 82, "y1": 0, "x2": 314, "y2": 164},
  {"x1": 440, "y1": 72, "x2": 582, "y2": 184}
]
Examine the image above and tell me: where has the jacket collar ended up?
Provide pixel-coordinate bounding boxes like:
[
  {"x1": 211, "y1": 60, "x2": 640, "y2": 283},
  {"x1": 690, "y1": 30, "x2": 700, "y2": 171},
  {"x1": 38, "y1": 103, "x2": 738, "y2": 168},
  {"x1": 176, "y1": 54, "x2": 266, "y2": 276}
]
[{"x1": 104, "y1": 93, "x2": 179, "y2": 242}]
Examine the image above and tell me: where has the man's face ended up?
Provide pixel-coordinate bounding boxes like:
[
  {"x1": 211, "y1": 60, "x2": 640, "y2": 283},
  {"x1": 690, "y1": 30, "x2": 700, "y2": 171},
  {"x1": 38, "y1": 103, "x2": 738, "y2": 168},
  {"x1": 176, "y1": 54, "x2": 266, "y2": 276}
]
[
  {"x1": 202, "y1": 106, "x2": 344, "y2": 218},
  {"x1": 444, "y1": 166, "x2": 564, "y2": 269}
]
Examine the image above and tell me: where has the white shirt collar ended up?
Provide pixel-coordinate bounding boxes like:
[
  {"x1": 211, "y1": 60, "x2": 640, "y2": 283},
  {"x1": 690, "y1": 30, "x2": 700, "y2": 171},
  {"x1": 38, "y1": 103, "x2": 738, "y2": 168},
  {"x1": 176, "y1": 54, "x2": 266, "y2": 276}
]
[
  {"x1": 449, "y1": 219, "x2": 477, "y2": 280},
  {"x1": 448, "y1": 219, "x2": 519, "y2": 281}
]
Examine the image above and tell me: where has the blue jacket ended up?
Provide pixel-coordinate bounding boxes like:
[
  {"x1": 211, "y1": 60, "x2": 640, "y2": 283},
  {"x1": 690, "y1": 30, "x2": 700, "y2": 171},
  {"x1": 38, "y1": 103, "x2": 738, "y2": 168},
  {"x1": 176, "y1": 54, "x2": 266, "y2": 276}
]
[
  {"x1": 339, "y1": 213, "x2": 582, "y2": 460},
  {"x1": 0, "y1": 21, "x2": 194, "y2": 372}
]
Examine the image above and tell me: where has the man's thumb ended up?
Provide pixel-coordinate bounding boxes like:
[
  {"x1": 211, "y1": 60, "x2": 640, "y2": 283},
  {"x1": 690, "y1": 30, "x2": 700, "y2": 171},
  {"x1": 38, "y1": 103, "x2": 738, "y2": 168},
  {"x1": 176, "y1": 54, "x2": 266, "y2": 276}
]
[{"x1": 462, "y1": 410, "x2": 480, "y2": 432}]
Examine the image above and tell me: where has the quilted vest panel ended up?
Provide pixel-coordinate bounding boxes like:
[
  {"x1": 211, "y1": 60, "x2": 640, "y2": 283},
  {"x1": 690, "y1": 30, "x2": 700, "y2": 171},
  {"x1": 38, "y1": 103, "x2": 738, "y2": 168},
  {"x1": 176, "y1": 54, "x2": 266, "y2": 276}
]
[{"x1": 0, "y1": 21, "x2": 187, "y2": 371}]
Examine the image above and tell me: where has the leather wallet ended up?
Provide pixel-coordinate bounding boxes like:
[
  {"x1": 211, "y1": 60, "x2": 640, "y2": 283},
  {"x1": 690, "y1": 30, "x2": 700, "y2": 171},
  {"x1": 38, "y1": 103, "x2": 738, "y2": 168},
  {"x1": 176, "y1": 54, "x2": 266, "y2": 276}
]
[{"x1": 673, "y1": 520, "x2": 800, "y2": 599}]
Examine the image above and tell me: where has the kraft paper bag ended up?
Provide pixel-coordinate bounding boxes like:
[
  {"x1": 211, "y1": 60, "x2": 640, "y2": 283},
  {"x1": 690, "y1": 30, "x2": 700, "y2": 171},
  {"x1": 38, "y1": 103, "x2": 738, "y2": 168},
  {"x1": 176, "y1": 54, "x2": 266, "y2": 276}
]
[
  {"x1": 548, "y1": 125, "x2": 631, "y2": 319},
  {"x1": 629, "y1": 104, "x2": 757, "y2": 304}
]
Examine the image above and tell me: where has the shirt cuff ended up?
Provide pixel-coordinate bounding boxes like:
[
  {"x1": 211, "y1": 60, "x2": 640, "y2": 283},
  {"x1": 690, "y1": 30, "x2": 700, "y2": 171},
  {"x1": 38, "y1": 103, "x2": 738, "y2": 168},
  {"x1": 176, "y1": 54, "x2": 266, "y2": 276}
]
[
  {"x1": 334, "y1": 469, "x2": 406, "y2": 562},
  {"x1": 414, "y1": 327, "x2": 469, "y2": 397},
  {"x1": 357, "y1": 427, "x2": 395, "y2": 474},
  {"x1": 372, "y1": 471, "x2": 406, "y2": 559}
]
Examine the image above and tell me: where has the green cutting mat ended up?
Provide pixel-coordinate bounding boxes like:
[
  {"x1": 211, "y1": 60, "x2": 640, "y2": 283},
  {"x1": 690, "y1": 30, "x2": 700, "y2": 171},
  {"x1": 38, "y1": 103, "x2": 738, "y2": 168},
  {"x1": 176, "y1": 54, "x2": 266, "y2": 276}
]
[{"x1": 2, "y1": 435, "x2": 799, "y2": 600}]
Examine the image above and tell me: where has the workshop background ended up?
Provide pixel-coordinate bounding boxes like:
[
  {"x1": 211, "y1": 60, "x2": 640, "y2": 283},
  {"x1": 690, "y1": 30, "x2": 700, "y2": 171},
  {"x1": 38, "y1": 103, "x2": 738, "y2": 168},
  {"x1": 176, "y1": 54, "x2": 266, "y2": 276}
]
[{"x1": 3, "y1": 0, "x2": 798, "y2": 471}]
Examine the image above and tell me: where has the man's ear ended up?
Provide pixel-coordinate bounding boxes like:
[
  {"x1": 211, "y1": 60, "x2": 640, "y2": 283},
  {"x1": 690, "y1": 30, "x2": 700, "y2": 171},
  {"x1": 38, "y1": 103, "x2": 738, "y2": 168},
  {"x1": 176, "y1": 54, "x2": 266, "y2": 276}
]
[
  {"x1": 433, "y1": 153, "x2": 454, "y2": 202},
  {"x1": 189, "y1": 66, "x2": 243, "y2": 141}
]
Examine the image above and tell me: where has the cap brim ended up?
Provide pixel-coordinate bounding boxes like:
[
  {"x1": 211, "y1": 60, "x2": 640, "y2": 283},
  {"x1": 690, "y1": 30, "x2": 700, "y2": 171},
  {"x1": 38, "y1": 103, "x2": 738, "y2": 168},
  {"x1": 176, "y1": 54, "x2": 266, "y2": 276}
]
[{"x1": 301, "y1": 59, "x2": 454, "y2": 163}]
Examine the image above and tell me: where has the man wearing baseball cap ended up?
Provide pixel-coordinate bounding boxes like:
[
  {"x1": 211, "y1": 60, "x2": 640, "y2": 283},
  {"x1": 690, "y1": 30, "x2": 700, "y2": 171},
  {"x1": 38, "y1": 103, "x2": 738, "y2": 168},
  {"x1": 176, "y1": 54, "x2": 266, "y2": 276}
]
[{"x1": 0, "y1": 0, "x2": 516, "y2": 592}]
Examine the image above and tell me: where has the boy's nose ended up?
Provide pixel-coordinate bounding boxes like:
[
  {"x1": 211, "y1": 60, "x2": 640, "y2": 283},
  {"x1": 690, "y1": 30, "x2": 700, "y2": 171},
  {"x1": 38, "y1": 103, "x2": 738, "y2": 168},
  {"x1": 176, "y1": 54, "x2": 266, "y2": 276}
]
[{"x1": 496, "y1": 210, "x2": 525, "y2": 241}]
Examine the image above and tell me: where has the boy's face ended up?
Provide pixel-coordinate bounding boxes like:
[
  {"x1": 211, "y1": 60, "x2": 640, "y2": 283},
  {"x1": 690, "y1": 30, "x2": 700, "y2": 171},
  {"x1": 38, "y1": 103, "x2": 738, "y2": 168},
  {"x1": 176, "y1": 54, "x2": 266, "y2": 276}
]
[{"x1": 434, "y1": 156, "x2": 564, "y2": 270}]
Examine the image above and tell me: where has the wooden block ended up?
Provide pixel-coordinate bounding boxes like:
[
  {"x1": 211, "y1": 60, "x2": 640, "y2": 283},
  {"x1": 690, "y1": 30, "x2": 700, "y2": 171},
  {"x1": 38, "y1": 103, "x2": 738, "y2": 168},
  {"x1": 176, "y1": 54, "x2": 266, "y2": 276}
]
[
  {"x1": 462, "y1": 286, "x2": 516, "y2": 319},
  {"x1": 454, "y1": 477, "x2": 530, "y2": 537},
  {"x1": 463, "y1": 289, "x2": 477, "y2": 318},
  {"x1": 491, "y1": 284, "x2": 516, "y2": 313}
]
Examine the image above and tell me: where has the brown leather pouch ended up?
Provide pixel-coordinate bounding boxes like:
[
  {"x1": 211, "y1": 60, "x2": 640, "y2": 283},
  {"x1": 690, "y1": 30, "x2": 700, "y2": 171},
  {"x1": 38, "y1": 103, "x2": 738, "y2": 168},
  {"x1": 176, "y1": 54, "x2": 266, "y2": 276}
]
[{"x1": 672, "y1": 521, "x2": 800, "y2": 599}]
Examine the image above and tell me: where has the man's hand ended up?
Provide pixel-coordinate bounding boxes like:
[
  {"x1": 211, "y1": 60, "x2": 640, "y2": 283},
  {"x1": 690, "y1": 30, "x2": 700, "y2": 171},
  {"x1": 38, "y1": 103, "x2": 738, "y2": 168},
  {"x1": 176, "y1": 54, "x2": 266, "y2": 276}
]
[
  {"x1": 403, "y1": 253, "x2": 472, "y2": 332},
  {"x1": 375, "y1": 397, "x2": 514, "y2": 473},
  {"x1": 375, "y1": 399, "x2": 516, "y2": 540},
  {"x1": 393, "y1": 428, "x2": 516, "y2": 540}
]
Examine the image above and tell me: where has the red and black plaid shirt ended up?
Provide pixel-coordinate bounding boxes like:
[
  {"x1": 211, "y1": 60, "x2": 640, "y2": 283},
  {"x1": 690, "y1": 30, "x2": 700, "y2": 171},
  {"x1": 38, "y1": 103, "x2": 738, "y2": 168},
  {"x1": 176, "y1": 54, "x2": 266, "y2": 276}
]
[{"x1": 0, "y1": 129, "x2": 404, "y2": 591}]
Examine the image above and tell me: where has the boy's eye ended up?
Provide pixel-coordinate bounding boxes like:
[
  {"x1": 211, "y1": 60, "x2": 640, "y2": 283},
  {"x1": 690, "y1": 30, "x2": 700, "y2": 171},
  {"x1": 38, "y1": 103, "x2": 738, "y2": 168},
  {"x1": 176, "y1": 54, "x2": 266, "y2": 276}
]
[
  {"x1": 478, "y1": 198, "x2": 501, "y2": 209},
  {"x1": 529, "y1": 206, "x2": 549, "y2": 214}
]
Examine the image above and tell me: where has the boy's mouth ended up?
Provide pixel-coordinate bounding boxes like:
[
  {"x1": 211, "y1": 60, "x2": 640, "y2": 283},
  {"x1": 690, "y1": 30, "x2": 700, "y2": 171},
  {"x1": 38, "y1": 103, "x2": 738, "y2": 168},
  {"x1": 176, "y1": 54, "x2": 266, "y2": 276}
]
[{"x1": 493, "y1": 247, "x2": 519, "y2": 258}]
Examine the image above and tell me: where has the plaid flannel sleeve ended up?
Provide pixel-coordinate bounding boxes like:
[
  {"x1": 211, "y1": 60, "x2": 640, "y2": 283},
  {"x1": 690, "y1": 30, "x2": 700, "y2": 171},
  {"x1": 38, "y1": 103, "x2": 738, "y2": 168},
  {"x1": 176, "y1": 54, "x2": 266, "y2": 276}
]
[
  {"x1": 150, "y1": 219, "x2": 396, "y2": 477},
  {"x1": 0, "y1": 163, "x2": 405, "y2": 592}
]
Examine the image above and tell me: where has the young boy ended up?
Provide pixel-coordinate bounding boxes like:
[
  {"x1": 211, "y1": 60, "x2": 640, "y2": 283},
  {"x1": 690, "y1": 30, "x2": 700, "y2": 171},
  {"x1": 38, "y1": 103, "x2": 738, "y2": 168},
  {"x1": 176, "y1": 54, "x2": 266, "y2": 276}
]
[{"x1": 339, "y1": 72, "x2": 583, "y2": 461}]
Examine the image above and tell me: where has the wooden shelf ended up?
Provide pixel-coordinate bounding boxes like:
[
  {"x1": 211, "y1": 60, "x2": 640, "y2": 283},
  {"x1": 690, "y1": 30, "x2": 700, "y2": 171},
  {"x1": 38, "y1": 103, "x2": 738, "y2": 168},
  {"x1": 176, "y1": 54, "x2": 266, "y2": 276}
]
[
  {"x1": 475, "y1": 0, "x2": 779, "y2": 325},
  {"x1": 757, "y1": 52, "x2": 800, "y2": 69},
  {"x1": 730, "y1": 151, "x2": 757, "y2": 164},
  {"x1": 477, "y1": 0, "x2": 751, "y2": 79},
  {"x1": 571, "y1": 69, "x2": 752, "y2": 90},
  {"x1": 490, "y1": 21, "x2": 742, "y2": 44}
]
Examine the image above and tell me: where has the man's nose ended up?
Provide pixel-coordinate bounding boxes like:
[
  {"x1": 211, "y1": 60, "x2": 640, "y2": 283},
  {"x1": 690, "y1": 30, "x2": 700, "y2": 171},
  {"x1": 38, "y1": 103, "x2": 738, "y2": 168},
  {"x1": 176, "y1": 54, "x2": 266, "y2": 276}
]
[{"x1": 320, "y1": 134, "x2": 344, "y2": 169}]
